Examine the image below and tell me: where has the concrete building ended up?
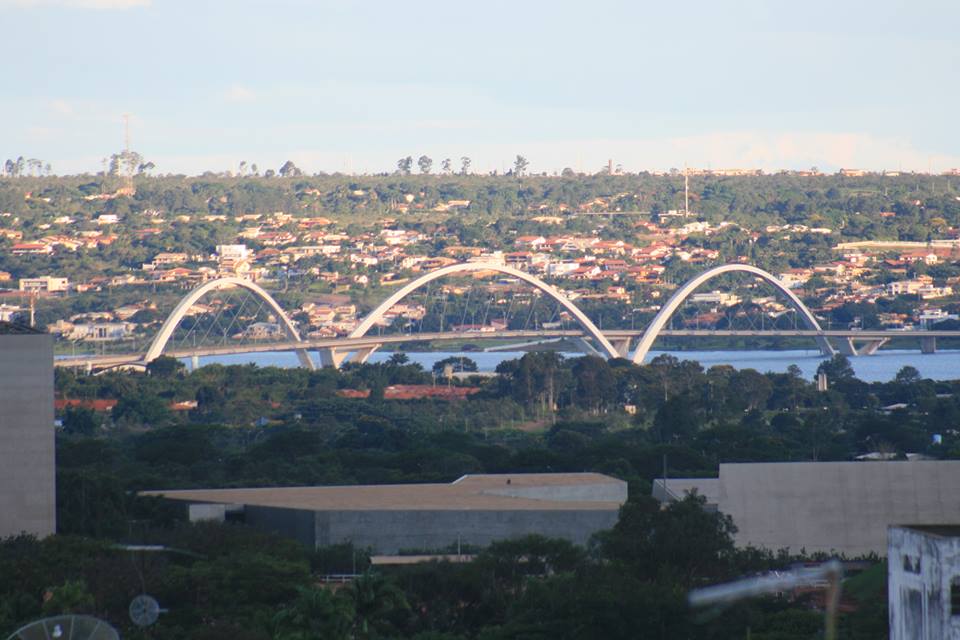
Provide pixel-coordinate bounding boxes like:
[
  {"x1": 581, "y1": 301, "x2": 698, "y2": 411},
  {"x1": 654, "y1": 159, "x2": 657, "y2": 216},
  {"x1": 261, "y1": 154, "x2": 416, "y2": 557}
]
[
  {"x1": 888, "y1": 526, "x2": 960, "y2": 640},
  {"x1": 653, "y1": 461, "x2": 960, "y2": 556},
  {"x1": 0, "y1": 322, "x2": 56, "y2": 538},
  {"x1": 19, "y1": 276, "x2": 69, "y2": 293},
  {"x1": 146, "y1": 473, "x2": 627, "y2": 553}
]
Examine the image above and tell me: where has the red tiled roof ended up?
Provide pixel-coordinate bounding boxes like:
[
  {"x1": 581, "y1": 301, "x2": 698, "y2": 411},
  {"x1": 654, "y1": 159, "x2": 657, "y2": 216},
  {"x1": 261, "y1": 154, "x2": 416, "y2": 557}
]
[
  {"x1": 336, "y1": 385, "x2": 481, "y2": 400},
  {"x1": 55, "y1": 398, "x2": 118, "y2": 411}
]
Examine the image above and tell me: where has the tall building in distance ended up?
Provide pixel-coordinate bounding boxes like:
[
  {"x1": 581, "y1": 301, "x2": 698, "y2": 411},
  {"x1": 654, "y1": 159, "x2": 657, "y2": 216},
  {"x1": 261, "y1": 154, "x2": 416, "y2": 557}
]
[{"x1": 0, "y1": 322, "x2": 55, "y2": 538}]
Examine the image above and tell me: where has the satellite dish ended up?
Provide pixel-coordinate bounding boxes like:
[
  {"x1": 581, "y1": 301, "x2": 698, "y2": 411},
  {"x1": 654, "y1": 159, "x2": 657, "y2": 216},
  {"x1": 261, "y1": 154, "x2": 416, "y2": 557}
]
[
  {"x1": 129, "y1": 594, "x2": 162, "y2": 627},
  {"x1": 6, "y1": 615, "x2": 119, "y2": 640}
]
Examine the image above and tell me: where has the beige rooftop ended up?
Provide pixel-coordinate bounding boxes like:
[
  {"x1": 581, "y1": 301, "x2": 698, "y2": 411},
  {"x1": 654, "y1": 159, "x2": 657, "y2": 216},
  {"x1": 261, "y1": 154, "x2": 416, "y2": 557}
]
[{"x1": 144, "y1": 472, "x2": 627, "y2": 512}]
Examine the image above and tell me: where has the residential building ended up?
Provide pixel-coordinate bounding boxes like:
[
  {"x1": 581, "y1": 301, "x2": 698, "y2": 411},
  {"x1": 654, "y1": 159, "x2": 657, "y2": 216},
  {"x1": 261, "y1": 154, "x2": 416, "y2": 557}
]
[{"x1": 19, "y1": 277, "x2": 69, "y2": 293}]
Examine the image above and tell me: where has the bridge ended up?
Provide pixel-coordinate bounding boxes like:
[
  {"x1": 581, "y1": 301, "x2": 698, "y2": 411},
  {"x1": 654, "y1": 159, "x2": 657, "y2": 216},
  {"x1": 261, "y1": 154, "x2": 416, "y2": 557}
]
[{"x1": 53, "y1": 263, "x2": 959, "y2": 372}]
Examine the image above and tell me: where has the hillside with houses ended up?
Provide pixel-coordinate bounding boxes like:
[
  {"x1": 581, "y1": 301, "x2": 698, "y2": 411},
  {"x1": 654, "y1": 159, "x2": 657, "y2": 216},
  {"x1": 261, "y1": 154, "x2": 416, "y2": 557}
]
[{"x1": 1, "y1": 171, "x2": 960, "y2": 347}]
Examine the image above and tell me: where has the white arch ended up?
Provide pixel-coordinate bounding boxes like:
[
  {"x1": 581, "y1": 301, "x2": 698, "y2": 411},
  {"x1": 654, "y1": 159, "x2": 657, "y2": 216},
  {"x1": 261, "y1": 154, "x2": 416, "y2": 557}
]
[
  {"x1": 630, "y1": 264, "x2": 835, "y2": 364},
  {"x1": 345, "y1": 262, "x2": 618, "y2": 360},
  {"x1": 143, "y1": 276, "x2": 314, "y2": 369}
]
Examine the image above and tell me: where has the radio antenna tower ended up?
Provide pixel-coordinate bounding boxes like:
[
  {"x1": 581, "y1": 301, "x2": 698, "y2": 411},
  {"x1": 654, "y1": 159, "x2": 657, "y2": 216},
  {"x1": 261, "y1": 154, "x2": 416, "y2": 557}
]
[
  {"x1": 119, "y1": 114, "x2": 136, "y2": 196},
  {"x1": 684, "y1": 164, "x2": 690, "y2": 215}
]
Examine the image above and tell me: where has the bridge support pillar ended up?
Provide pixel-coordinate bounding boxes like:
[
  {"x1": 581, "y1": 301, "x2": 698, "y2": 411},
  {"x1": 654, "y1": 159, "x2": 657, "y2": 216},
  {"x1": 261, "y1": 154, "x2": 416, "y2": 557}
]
[
  {"x1": 318, "y1": 348, "x2": 348, "y2": 369},
  {"x1": 921, "y1": 336, "x2": 937, "y2": 354},
  {"x1": 857, "y1": 339, "x2": 889, "y2": 356},
  {"x1": 610, "y1": 338, "x2": 632, "y2": 358},
  {"x1": 191, "y1": 354, "x2": 200, "y2": 371},
  {"x1": 294, "y1": 348, "x2": 316, "y2": 370},
  {"x1": 571, "y1": 337, "x2": 602, "y2": 357},
  {"x1": 344, "y1": 346, "x2": 379, "y2": 366},
  {"x1": 838, "y1": 338, "x2": 858, "y2": 356}
]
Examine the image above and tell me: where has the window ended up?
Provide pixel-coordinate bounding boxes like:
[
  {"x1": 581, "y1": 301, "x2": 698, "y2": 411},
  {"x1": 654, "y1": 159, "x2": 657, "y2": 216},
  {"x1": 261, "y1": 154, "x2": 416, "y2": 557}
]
[
  {"x1": 951, "y1": 578, "x2": 960, "y2": 616},
  {"x1": 902, "y1": 555, "x2": 921, "y2": 574}
]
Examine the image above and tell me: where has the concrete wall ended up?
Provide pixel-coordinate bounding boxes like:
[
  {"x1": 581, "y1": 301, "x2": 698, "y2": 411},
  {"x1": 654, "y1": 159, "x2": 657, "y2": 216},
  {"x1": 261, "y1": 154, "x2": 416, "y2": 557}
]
[
  {"x1": 718, "y1": 461, "x2": 960, "y2": 556},
  {"x1": 888, "y1": 527, "x2": 960, "y2": 640},
  {"x1": 314, "y1": 509, "x2": 619, "y2": 553},
  {"x1": 245, "y1": 505, "x2": 317, "y2": 548},
  {"x1": 0, "y1": 334, "x2": 55, "y2": 538}
]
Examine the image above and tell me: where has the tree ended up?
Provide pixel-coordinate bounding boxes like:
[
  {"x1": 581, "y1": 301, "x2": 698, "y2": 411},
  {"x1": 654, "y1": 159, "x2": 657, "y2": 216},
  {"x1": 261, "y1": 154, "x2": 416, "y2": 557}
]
[
  {"x1": 599, "y1": 493, "x2": 737, "y2": 584},
  {"x1": 652, "y1": 394, "x2": 699, "y2": 441},
  {"x1": 63, "y1": 406, "x2": 98, "y2": 436},
  {"x1": 278, "y1": 160, "x2": 302, "y2": 177},
  {"x1": 816, "y1": 354, "x2": 855, "y2": 382},
  {"x1": 441, "y1": 158, "x2": 452, "y2": 174},
  {"x1": 895, "y1": 365, "x2": 922, "y2": 385},
  {"x1": 42, "y1": 579, "x2": 95, "y2": 615},
  {"x1": 418, "y1": 155, "x2": 433, "y2": 175},
  {"x1": 146, "y1": 355, "x2": 185, "y2": 378},
  {"x1": 388, "y1": 352, "x2": 410, "y2": 366},
  {"x1": 397, "y1": 156, "x2": 413, "y2": 175},
  {"x1": 571, "y1": 356, "x2": 616, "y2": 413},
  {"x1": 433, "y1": 356, "x2": 478, "y2": 377},
  {"x1": 513, "y1": 155, "x2": 529, "y2": 176},
  {"x1": 272, "y1": 586, "x2": 354, "y2": 640},
  {"x1": 460, "y1": 156, "x2": 471, "y2": 175},
  {"x1": 137, "y1": 161, "x2": 156, "y2": 175},
  {"x1": 346, "y1": 572, "x2": 409, "y2": 639}
]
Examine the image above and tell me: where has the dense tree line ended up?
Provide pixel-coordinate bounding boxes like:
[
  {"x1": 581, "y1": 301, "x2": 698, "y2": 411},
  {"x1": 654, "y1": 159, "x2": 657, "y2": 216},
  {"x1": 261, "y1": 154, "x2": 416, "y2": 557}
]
[{"x1": 5, "y1": 352, "x2": 943, "y2": 636}]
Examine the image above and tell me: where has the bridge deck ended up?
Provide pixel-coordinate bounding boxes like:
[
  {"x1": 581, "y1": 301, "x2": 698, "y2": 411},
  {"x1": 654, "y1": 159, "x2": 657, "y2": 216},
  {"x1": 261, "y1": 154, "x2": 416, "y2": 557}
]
[{"x1": 54, "y1": 329, "x2": 959, "y2": 369}]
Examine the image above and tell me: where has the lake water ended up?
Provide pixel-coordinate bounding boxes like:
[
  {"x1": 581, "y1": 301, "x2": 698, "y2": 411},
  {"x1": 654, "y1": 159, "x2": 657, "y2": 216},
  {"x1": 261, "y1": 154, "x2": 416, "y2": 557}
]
[{"x1": 183, "y1": 348, "x2": 960, "y2": 383}]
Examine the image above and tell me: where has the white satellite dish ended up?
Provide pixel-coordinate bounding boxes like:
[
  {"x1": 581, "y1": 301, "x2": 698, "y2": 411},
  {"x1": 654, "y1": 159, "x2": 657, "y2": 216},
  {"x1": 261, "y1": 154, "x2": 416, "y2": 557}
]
[
  {"x1": 6, "y1": 615, "x2": 120, "y2": 640},
  {"x1": 129, "y1": 594, "x2": 162, "y2": 627}
]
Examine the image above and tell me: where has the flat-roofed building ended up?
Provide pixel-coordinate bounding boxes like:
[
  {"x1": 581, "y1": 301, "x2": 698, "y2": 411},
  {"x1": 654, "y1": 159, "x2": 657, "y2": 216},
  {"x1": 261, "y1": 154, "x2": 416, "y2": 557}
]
[
  {"x1": 19, "y1": 276, "x2": 69, "y2": 293},
  {"x1": 146, "y1": 473, "x2": 627, "y2": 553},
  {"x1": 654, "y1": 461, "x2": 960, "y2": 556},
  {"x1": 0, "y1": 322, "x2": 55, "y2": 538}
]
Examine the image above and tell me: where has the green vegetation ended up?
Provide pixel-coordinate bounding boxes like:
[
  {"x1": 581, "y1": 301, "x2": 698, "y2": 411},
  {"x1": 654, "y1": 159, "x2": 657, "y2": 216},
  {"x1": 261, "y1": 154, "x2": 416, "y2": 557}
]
[{"x1": 9, "y1": 353, "x2": 954, "y2": 637}]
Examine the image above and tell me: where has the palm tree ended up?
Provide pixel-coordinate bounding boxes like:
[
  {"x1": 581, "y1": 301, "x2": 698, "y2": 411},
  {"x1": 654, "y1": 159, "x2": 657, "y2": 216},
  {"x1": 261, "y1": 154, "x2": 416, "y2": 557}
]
[
  {"x1": 272, "y1": 586, "x2": 354, "y2": 640},
  {"x1": 346, "y1": 572, "x2": 409, "y2": 639}
]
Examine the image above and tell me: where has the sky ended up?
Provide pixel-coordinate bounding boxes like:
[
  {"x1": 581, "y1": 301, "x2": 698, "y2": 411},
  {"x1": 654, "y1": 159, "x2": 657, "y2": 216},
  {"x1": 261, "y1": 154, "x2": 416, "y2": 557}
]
[{"x1": 2, "y1": 0, "x2": 959, "y2": 176}]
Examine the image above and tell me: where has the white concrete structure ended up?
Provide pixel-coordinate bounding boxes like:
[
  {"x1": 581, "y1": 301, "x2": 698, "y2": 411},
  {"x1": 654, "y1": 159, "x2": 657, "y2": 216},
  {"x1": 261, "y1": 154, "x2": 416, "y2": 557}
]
[
  {"x1": 654, "y1": 461, "x2": 960, "y2": 556},
  {"x1": 19, "y1": 276, "x2": 69, "y2": 293},
  {"x1": 147, "y1": 473, "x2": 627, "y2": 553},
  {"x1": 0, "y1": 324, "x2": 55, "y2": 538},
  {"x1": 323, "y1": 262, "x2": 619, "y2": 367},
  {"x1": 888, "y1": 526, "x2": 960, "y2": 640},
  {"x1": 143, "y1": 276, "x2": 313, "y2": 369},
  {"x1": 631, "y1": 264, "x2": 834, "y2": 364}
]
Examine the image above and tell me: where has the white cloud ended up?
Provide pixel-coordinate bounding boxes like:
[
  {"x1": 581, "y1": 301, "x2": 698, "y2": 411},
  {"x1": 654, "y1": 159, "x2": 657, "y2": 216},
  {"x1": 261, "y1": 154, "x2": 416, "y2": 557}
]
[
  {"x1": 49, "y1": 99, "x2": 74, "y2": 116},
  {"x1": 223, "y1": 85, "x2": 256, "y2": 103},
  {"x1": 1, "y1": 0, "x2": 150, "y2": 9}
]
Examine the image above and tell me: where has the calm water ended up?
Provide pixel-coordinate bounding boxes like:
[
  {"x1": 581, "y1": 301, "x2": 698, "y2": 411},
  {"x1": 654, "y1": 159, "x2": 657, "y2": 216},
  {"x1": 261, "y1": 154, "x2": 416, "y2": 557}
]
[{"x1": 184, "y1": 348, "x2": 960, "y2": 383}]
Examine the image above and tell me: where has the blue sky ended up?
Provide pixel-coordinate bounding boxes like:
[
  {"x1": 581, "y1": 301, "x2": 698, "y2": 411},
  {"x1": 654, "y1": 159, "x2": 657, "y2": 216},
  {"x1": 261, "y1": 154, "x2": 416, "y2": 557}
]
[{"x1": 2, "y1": 0, "x2": 959, "y2": 175}]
